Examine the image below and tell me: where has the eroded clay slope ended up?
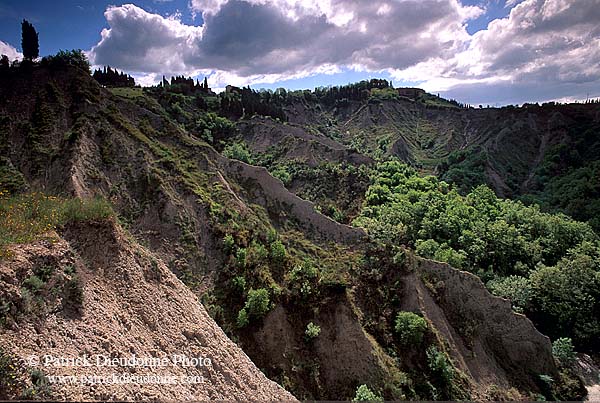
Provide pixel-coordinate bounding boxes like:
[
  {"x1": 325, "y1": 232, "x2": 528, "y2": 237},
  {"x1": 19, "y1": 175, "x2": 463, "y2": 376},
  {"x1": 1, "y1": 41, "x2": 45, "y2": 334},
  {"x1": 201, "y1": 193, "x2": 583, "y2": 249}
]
[{"x1": 0, "y1": 219, "x2": 296, "y2": 402}]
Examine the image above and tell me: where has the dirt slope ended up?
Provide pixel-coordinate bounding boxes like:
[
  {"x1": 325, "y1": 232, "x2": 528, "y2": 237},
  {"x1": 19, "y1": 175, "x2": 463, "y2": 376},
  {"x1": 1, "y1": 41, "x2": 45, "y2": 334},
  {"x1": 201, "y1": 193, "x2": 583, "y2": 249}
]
[{"x1": 0, "y1": 219, "x2": 296, "y2": 401}]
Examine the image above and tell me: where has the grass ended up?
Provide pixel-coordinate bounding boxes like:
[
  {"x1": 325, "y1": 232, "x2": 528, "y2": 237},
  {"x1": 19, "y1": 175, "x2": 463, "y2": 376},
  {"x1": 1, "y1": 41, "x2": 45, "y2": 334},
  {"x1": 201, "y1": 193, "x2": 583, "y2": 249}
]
[
  {"x1": 0, "y1": 191, "x2": 114, "y2": 258},
  {"x1": 109, "y1": 87, "x2": 144, "y2": 99}
]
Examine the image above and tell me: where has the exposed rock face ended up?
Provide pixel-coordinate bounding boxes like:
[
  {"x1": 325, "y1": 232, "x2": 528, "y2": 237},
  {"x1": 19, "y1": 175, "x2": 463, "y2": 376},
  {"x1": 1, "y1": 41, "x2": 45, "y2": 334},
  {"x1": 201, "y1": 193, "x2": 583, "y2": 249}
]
[
  {"x1": 0, "y1": 220, "x2": 296, "y2": 402},
  {"x1": 219, "y1": 156, "x2": 366, "y2": 244},
  {"x1": 416, "y1": 259, "x2": 557, "y2": 390}
]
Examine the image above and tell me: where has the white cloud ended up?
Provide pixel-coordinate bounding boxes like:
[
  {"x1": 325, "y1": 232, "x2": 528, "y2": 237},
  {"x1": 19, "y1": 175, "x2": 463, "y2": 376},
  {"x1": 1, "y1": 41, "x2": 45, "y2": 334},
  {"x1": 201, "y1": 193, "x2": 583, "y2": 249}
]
[
  {"x1": 391, "y1": 0, "x2": 600, "y2": 104},
  {"x1": 0, "y1": 40, "x2": 22, "y2": 61},
  {"x1": 87, "y1": 0, "x2": 600, "y2": 104}
]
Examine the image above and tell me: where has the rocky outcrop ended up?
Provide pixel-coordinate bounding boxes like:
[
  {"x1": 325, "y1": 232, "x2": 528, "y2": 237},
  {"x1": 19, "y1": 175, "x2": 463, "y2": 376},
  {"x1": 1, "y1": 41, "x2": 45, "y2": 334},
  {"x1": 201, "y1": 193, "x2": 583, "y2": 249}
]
[
  {"x1": 0, "y1": 220, "x2": 296, "y2": 402},
  {"x1": 416, "y1": 258, "x2": 557, "y2": 390},
  {"x1": 219, "y1": 156, "x2": 366, "y2": 244}
]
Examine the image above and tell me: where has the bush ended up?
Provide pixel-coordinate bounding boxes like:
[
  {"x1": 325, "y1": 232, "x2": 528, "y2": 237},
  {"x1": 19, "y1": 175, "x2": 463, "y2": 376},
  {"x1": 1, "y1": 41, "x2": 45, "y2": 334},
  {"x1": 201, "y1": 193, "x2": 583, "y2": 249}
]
[
  {"x1": 426, "y1": 346, "x2": 454, "y2": 385},
  {"x1": 236, "y1": 308, "x2": 249, "y2": 328},
  {"x1": 235, "y1": 248, "x2": 247, "y2": 268},
  {"x1": 21, "y1": 369, "x2": 51, "y2": 399},
  {"x1": 487, "y1": 275, "x2": 532, "y2": 313},
  {"x1": 223, "y1": 234, "x2": 235, "y2": 254},
  {"x1": 222, "y1": 142, "x2": 252, "y2": 163},
  {"x1": 270, "y1": 240, "x2": 287, "y2": 263},
  {"x1": 394, "y1": 311, "x2": 428, "y2": 345},
  {"x1": 353, "y1": 384, "x2": 383, "y2": 402},
  {"x1": 552, "y1": 338, "x2": 576, "y2": 366},
  {"x1": 305, "y1": 322, "x2": 321, "y2": 340},
  {"x1": 231, "y1": 276, "x2": 246, "y2": 294},
  {"x1": 245, "y1": 288, "x2": 271, "y2": 318},
  {"x1": 0, "y1": 348, "x2": 25, "y2": 399}
]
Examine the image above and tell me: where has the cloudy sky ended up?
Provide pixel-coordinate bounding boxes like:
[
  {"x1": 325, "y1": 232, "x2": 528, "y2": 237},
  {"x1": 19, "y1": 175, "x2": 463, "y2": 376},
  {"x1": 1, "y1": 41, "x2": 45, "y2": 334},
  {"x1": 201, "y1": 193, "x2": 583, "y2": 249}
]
[{"x1": 1, "y1": 0, "x2": 599, "y2": 105}]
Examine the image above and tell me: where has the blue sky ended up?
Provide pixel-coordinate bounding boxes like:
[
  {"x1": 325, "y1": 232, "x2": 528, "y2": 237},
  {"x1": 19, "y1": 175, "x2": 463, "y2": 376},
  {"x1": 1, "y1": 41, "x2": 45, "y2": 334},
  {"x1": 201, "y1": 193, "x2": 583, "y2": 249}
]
[{"x1": 1, "y1": 0, "x2": 599, "y2": 105}]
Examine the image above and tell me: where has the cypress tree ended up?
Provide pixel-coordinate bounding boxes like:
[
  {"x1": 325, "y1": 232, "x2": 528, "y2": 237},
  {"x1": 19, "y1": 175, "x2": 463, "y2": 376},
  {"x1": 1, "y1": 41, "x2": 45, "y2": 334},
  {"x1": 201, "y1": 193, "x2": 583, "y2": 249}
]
[{"x1": 21, "y1": 19, "x2": 39, "y2": 61}]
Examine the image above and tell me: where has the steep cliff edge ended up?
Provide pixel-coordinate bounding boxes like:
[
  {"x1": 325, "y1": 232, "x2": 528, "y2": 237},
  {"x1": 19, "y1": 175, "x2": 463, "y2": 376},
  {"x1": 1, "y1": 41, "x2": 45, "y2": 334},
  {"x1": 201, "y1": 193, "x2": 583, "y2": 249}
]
[
  {"x1": 0, "y1": 219, "x2": 296, "y2": 401},
  {"x1": 0, "y1": 64, "x2": 582, "y2": 400}
]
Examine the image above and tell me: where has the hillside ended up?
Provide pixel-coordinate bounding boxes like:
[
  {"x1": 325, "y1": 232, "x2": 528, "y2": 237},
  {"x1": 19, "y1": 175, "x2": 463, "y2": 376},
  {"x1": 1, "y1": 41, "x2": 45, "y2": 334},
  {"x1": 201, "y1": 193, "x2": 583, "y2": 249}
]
[{"x1": 0, "y1": 59, "x2": 595, "y2": 401}]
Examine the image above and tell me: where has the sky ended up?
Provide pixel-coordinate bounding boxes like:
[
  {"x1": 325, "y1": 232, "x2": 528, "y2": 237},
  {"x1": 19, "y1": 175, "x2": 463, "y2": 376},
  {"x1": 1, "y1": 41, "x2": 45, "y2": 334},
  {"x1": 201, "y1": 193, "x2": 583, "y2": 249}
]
[{"x1": 1, "y1": 0, "x2": 599, "y2": 105}]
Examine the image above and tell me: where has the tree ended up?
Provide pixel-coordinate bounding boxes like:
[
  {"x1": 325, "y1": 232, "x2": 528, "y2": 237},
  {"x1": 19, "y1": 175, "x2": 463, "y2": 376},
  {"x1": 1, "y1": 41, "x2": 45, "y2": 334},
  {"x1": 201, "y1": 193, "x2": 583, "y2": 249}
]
[
  {"x1": 394, "y1": 311, "x2": 428, "y2": 345},
  {"x1": 0, "y1": 55, "x2": 9, "y2": 70},
  {"x1": 21, "y1": 20, "x2": 39, "y2": 61}
]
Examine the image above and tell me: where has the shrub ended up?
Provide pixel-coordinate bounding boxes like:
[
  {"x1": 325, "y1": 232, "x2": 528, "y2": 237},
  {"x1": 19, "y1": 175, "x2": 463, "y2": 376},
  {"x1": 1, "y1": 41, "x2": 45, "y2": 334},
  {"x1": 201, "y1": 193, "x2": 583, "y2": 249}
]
[
  {"x1": 235, "y1": 248, "x2": 247, "y2": 268},
  {"x1": 231, "y1": 276, "x2": 246, "y2": 294},
  {"x1": 426, "y1": 346, "x2": 454, "y2": 385},
  {"x1": 245, "y1": 288, "x2": 271, "y2": 318},
  {"x1": 236, "y1": 308, "x2": 249, "y2": 328},
  {"x1": 487, "y1": 275, "x2": 532, "y2": 313},
  {"x1": 353, "y1": 384, "x2": 383, "y2": 402},
  {"x1": 223, "y1": 234, "x2": 235, "y2": 254},
  {"x1": 394, "y1": 311, "x2": 428, "y2": 345},
  {"x1": 305, "y1": 322, "x2": 321, "y2": 340},
  {"x1": 22, "y1": 275, "x2": 44, "y2": 293},
  {"x1": 222, "y1": 142, "x2": 252, "y2": 163},
  {"x1": 270, "y1": 240, "x2": 287, "y2": 263},
  {"x1": 0, "y1": 348, "x2": 25, "y2": 399},
  {"x1": 21, "y1": 369, "x2": 51, "y2": 399},
  {"x1": 552, "y1": 338, "x2": 576, "y2": 366}
]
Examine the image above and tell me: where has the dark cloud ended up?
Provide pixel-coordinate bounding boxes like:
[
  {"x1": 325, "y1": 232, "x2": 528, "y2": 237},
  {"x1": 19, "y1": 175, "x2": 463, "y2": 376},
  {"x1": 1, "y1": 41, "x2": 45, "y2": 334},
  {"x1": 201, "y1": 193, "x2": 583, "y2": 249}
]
[{"x1": 88, "y1": 0, "x2": 600, "y2": 104}]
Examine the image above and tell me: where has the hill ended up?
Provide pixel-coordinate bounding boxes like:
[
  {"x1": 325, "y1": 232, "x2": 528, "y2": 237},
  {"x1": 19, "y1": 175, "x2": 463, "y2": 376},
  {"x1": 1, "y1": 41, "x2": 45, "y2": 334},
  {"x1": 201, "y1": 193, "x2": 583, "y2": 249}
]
[{"x1": 0, "y1": 59, "x2": 594, "y2": 401}]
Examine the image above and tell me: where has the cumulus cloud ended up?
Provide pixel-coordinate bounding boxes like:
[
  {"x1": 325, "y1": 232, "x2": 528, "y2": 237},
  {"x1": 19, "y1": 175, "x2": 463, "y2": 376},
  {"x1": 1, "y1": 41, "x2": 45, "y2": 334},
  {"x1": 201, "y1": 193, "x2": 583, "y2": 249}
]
[
  {"x1": 88, "y1": 0, "x2": 600, "y2": 104},
  {"x1": 392, "y1": 0, "x2": 600, "y2": 104},
  {"x1": 88, "y1": 0, "x2": 482, "y2": 87},
  {"x1": 0, "y1": 40, "x2": 22, "y2": 61}
]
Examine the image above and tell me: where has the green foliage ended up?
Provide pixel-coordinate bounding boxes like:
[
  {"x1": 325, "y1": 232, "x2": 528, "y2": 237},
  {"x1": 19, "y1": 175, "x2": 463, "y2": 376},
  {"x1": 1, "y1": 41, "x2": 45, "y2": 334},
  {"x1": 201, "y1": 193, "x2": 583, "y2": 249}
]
[
  {"x1": 529, "y1": 243, "x2": 600, "y2": 349},
  {"x1": 356, "y1": 160, "x2": 600, "y2": 349},
  {"x1": 426, "y1": 346, "x2": 454, "y2": 385},
  {"x1": 236, "y1": 308, "x2": 249, "y2": 328},
  {"x1": 440, "y1": 147, "x2": 488, "y2": 194},
  {"x1": 41, "y1": 50, "x2": 90, "y2": 72},
  {"x1": 270, "y1": 239, "x2": 287, "y2": 263},
  {"x1": 222, "y1": 142, "x2": 252, "y2": 163},
  {"x1": 244, "y1": 288, "x2": 271, "y2": 319},
  {"x1": 231, "y1": 276, "x2": 246, "y2": 294},
  {"x1": 235, "y1": 247, "x2": 247, "y2": 268},
  {"x1": 394, "y1": 311, "x2": 428, "y2": 345},
  {"x1": 0, "y1": 158, "x2": 27, "y2": 194},
  {"x1": 0, "y1": 348, "x2": 25, "y2": 399},
  {"x1": 223, "y1": 234, "x2": 235, "y2": 253},
  {"x1": 0, "y1": 193, "x2": 114, "y2": 258},
  {"x1": 193, "y1": 112, "x2": 234, "y2": 143},
  {"x1": 22, "y1": 369, "x2": 51, "y2": 399},
  {"x1": 487, "y1": 275, "x2": 532, "y2": 313},
  {"x1": 305, "y1": 322, "x2": 321, "y2": 340},
  {"x1": 22, "y1": 275, "x2": 44, "y2": 293},
  {"x1": 552, "y1": 338, "x2": 576, "y2": 366},
  {"x1": 353, "y1": 384, "x2": 383, "y2": 402}
]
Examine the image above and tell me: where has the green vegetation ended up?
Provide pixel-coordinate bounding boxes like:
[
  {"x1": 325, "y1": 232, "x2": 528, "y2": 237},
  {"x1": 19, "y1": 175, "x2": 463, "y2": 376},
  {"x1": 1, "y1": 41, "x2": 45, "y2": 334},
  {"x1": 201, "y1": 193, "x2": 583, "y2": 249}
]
[
  {"x1": 237, "y1": 288, "x2": 272, "y2": 327},
  {"x1": 305, "y1": 322, "x2": 321, "y2": 340},
  {"x1": 353, "y1": 384, "x2": 383, "y2": 402},
  {"x1": 0, "y1": 192, "x2": 114, "y2": 258},
  {"x1": 356, "y1": 160, "x2": 600, "y2": 350},
  {"x1": 552, "y1": 338, "x2": 576, "y2": 366},
  {"x1": 222, "y1": 142, "x2": 252, "y2": 163},
  {"x1": 394, "y1": 311, "x2": 428, "y2": 345}
]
